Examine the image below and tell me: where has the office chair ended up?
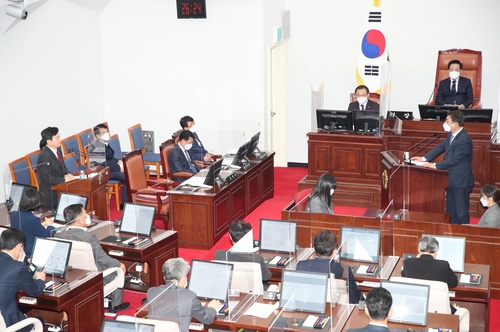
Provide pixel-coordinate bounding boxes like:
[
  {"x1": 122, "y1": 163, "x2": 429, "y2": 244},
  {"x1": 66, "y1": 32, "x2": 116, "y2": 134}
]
[
  {"x1": 61, "y1": 135, "x2": 86, "y2": 169},
  {"x1": 0, "y1": 316, "x2": 43, "y2": 332},
  {"x1": 77, "y1": 128, "x2": 92, "y2": 151},
  {"x1": 8, "y1": 156, "x2": 32, "y2": 185},
  {"x1": 128, "y1": 123, "x2": 161, "y2": 178},
  {"x1": 25, "y1": 150, "x2": 41, "y2": 188},
  {"x1": 293, "y1": 188, "x2": 312, "y2": 212},
  {"x1": 159, "y1": 140, "x2": 194, "y2": 185},
  {"x1": 63, "y1": 153, "x2": 79, "y2": 174},
  {"x1": 327, "y1": 273, "x2": 349, "y2": 304}
]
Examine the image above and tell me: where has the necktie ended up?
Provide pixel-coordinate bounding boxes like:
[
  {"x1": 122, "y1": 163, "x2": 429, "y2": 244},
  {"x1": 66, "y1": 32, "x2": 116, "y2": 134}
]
[
  {"x1": 361, "y1": 104, "x2": 365, "y2": 111},
  {"x1": 450, "y1": 135, "x2": 455, "y2": 145},
  {"x1": 57, "y1": 150, "x2": 63, "y2": 165},
  {"x1": 185, "y1": 150, "x2": 197, "y2": 173},
  {"x1": 451, "y1": 80, "x2": 457, "y2": 104}
]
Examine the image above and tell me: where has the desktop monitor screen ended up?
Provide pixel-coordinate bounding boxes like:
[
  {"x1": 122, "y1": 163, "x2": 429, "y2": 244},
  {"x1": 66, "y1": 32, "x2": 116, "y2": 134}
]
[
  {"x1": 259, "y1": 219, "x2": 297, "y2": 254},
  {"x1": 352, "y1": 110, "x2": 380, "y2": 134},
  {"x1": 279, "y1": 270, "x2": 329, "y2": 314},
  {"x1": 316, "y1": 109, "x2": 353, "y2": 131},
  {"x1": 418, "y1": 104, "x2": 458, "y2": 121},
  {"x1": 340, "y1": 226, "x2": 381, "y2": 263},
  {"x1": 7, "y1": 182, "x2": 37, "y2": 212},
  {"x1": 463, "y1": 108, "x2": 493, "y2": 123},
  {"x1": 245, "y1": 132, "x2": 261, "y2": 157},
  {"x1": 120, "y1": 203, "x2": 156, "y2": 237},
  {"x1": 55, "y1": 193, "x2": 88, "y2": 223},
  {"x1": 31, "y1": 237, "x2": 72, "y2": 278},
  {"x1": 232, "y1": 141, "x2": 250, "y2": 165},
  {"x1": 204, "y1": 158, "x2": 224, "y2": 186},
  {"x1": 422, "y1": 234, "x2": 466, "y2": 272},
  {"x1": 381, "y1": 280, "x2": 430, "y2": 326},
  {"x1": 187, "y1": 259, "x2": 233, "y2": 302},
  {"x1": 100, "y1": 320, "x2": 155, "y2": 332}
]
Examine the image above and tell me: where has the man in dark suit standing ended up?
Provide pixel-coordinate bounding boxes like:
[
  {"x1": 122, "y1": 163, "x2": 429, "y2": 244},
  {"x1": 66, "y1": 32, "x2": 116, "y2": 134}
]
[
  {"x1": 436, "y1": 59, "x2": 473, "y2": 110},
  {"x1": 168, "y1": 130, "x2": 201, "y2": 182},
  {"x1": 348, "y1": 85, "x2": 379, "y2": 111},
  {"x1": 36, "y1": 127, "x2": 75, "y2": 210},
  {"x1": 180, "y1": 115, "x2": 213, "y2": 162},
  {"x1": 0, "y1": 229, "x2": 46, "y2": 331},
  {"x1": 347, "y1": 287, "x2": 392, "y2": 332},
  {"x1": 411, "y1": 111, "x2": 474, "y2": 224}
]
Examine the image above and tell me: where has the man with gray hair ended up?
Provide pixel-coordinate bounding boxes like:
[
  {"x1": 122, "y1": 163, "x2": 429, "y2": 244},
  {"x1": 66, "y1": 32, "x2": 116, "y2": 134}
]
[{"x1": 147, "y1": 258, "x2": 220, "y2": 331}]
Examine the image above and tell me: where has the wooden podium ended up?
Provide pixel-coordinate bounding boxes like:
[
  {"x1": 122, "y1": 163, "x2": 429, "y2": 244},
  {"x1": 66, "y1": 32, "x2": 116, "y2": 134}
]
[
  {"x1": 52, "y1": 166, "x2": 110, "y2": 220},
  {"x1": 381, "y1": 151, "x2": 449, "y2": 213}
]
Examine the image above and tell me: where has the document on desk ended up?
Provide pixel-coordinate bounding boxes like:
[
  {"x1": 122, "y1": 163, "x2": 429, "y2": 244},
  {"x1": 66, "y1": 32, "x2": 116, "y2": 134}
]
[
  {"x1": 410, "y1": 161, "x2": 426, "y2": 166},
  {"x1": 244, "y1": 301, "x2": 279, "y2": 318},
  {"x1": 222, "y1": 157, "x2": 234, "y2": 166},
  {"x1": 182, "y1": 177, "x2": 212, "y2": 189}
]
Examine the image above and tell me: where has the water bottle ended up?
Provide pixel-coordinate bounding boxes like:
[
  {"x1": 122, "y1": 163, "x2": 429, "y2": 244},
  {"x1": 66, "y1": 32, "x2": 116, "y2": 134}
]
[{"x1": 79, "y1": 170, "x2": 85, "y2": 179}]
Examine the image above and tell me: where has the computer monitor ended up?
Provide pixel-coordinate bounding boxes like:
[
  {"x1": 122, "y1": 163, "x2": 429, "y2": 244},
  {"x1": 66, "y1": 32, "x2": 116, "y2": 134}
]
[
  {"x1": 245, "y1": 132, "x2": 261, "y2": 157},
  {"x1": 204, "y1": 158, "x2": 224, "y2": 186},
  {"x1": 381, "y1": 280, "x2": 430, "y2": 326},
  {"x1": 100, "y1": 320, "x2": 155, "y2": 332},
  {"x1": 6, "y1": 182, "x2": 37, "y2": 212},
  {"x1": 422, "y1": 234, "x2": 466, "y2": 272},
  {"x1": 463, "y1": 108, "x2": 493, "y2": 123},
  {"x1": 119, "y1": 203, "x2": 156, "y2": 237},
  {"x1": 340, "y1": 226, "x2": 381, "y2": 263},
  {"x1": 386, "y1": 110, "x2": 414, "y2": 121},
  {"x1": 259, "y1": 219, "x2": 297, "y2": 254},
  {"x1": 31, "y1": 237, "x2": 72, "y2": 278},
  {"x1": 316, "y1": 109, "x2": 353, "y2": 131},
  {"x1": 231, "y1": 141, "x2": 251, "y2": 165},
  {"x1": 54, "y1": 193, "x2": 88, "y2": 223},
  {"x1": 352, "y1": 110, "x2": 380, "y2": 134},
  {"x1": 418, "y1": 104, "x2": 458, "y2": 121},
  {"x1": 187, "y1": 259, "x2": 233, "y2": 302},
  {"x1": 279, "y1": 270, "x2": 329, "y2": 314}
]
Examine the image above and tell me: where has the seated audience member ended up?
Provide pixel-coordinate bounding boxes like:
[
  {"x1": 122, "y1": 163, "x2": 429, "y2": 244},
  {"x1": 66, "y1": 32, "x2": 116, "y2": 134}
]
[
  {"x1": 435, "y1": 59, "x2": 473, "y2": 110},
  {"x1": 54, "y1": 204, "x2": 129, "y2": 312},
  {"x1": 179, "y1": 115, "x2": 213, "y2": 162},
  {"x1": 401, "y1": 235, "x2": 458, "y2": 313},
  {"x1": 305, "y1": 173, "x2": 336, "y2": 214},
  {"x1": 348, "y1": 85, "x2": 380, "y2": 111},
  {"x1": 168, "y1": 130, "x2": 201, "y2": 182},
  {"x1": 36, "y1": 126, "x2": 75, "y2": 210},
  {"x1": 477, "y1": 185, "x2": 500, "y2": 228},
  {"x1": 147, "y1": 258, "x2": 220, "y2": 331},
  {"x1": 214, "y1": 220, "x2": 272, "y2": 285},
  {"x1": 10, "y1": 189, "x2": 55, "y2": 257},
  {"x1": 346, "y1": 287, "x2": 392, "y2": 332},
  {"x1": 0, "y1": 229, "x2": 46, "y2": 332},
  {"x1": 296, "y1": 230, "x2": 363, "y2": 304}
]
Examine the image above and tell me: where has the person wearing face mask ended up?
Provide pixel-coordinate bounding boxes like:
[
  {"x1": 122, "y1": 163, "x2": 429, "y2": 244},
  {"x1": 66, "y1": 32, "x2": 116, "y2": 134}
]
[
  {"x1": 411, "y1": 111, "x2": 474, "y2": 224},
  {"x1": 305, "y1": 173, "x2": 336, "y2": 214},
  {"x1": 54, "y1": 204, "x2": 130, "y2": 312},
  {"x1": 436, "y1": 59, "x2": 473, "y2": 110},
  {"x1": 348, "y1": 85, "x2": 380, "y2": 111},
  {"x1": 178, "y1": 115, "x2": 213, "y2": 163},
  {"x1": 0, "y1": 228, "x2": 46, "y2": 331},
  {"x1": 477, "y1": 185, "x2": 500, "y2": 228},
  {"x1": 9, "y1": 189, "x2": 55, "y2": 257},
  {"x1": 168, "y1": 130, "x2": 201, "y2": 182}
]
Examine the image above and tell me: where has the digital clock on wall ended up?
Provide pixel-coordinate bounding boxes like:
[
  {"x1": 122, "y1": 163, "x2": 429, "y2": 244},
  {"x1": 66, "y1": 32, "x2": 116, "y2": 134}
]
[{"x1": 176, "y1": 0, "x2": 207, "y2": 19}]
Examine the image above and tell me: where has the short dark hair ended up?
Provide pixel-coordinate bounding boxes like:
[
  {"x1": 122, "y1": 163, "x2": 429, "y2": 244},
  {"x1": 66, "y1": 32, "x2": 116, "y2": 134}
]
[
  {"x1": 481, "y1": 185, "x2": 500, "y2": 204},
  {"x1": 179, "y1": 130, "x2": 194, "y2": 142},
  {"x1": 448, "y1": 59, "x2": 463, "y2": 70},
  {"x1": 447, "y1": 110, "x2": 465, "y2": 127},
  {"x1": 19, "y1": 189, "x2": 43, "y2": 211},
  {"x1": 355, "y1": 85, "x2": 370, "y2": 94},
  {"x1": 366, "y1": 287, "x2": 392, "y2": 320},
  {"x1": 180, "y1": 116, "x2": 194, "y2": 129},
  {"x1": 229, "y1": 220, "x2": 252, "y2": 243},
  {"x1": 63, "y1": 204, "x2": 84, "y2": 223},
  {"x1": 39, "y1": 127, "x2": 59, "y2": 150},
  {"x1": 0, "y1": 228, "x2": 26, "y2": 250},
  {"x1": 313, "y1": 230, "x2": 337, "y2": 256},
  {"x1": 93, "y1": 123, "x2": 109, "y2": 137}
]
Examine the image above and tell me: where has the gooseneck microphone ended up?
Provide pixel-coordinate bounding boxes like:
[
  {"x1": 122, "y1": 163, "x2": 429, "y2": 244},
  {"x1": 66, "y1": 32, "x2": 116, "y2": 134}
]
[
  {"x1": 411, "y1": 134, "x2": 441, "y2": 158},
  {"x1": 404, "y1": 132, "x2": 440, "y2": 163}
]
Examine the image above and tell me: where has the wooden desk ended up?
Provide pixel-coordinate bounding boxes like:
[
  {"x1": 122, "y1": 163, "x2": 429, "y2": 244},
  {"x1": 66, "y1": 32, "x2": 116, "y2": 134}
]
[
  {"x1": 91, "y1": 222, "x2": 178, "y2": 291},
  {"x1": 17, "y1": 269, "x2": 104, "y2": 332},
  {"x1": 169, "y1": 153, "x2": 274, "y2": 249}
]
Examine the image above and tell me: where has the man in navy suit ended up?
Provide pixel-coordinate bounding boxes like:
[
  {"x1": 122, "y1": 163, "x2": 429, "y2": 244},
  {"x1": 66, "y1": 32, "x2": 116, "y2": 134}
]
[
  {"x1": 412, "y1": 111, "x2": 474, "y2": 224},
  {"x1": 347, "y1": 287, "x2": 392, "y2": 332},
  {"x1": 180, "y1": 115, "x2": 213, "y2": 162},
  {"x1": 348, "y1": 85, "x2": 379, "y2": 111},
  {"x1": 296, "y1": 230, "x2": 363, "y2": 304},
  {"x1": 168, "y1": 130, "x2": 201, "y2": 182},
  {"x1": 0, "y1": 229, "x2": 46, "y2": 331},
  {"x1": 436, "y1": 59, "x2": 473, "y2": 109}
]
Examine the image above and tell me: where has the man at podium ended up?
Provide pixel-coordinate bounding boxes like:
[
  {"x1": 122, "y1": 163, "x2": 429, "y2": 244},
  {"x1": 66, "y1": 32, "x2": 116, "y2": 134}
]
[{"x1": 411, "y1": 111, "x2": 474, "y2": 224}]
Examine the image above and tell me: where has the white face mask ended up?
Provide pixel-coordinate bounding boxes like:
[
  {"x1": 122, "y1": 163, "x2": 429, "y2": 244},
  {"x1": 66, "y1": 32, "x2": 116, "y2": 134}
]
[
  {"x1": 480, "y1": 197, "x2": 489, "y2": 207},
  {"x1": 330, "y1": 188, "x2": 334, "y2": 196},
  {"x1": 184, "y1": 143, "x2": 193, "y2": 151},
  {"x1": 449, "y1": 71, "x2": 460, "y2": 80},
  {"x1": 101, "y1": 133, "x2": 110, "y2": 141},
  {"x1": 356, "y1": 96, "x2": 368, "y2": 105},
  {"x1": 442, "y1": 122, "x2": 451, "y2": 132},
  {"x1": 85, "y1": 215, "x2": 92, "y2": 226},
  {"x1": 18, "y1": 248, "x2": 26, "y2": 262},
  {"x1": 189, "y1": 125, "x2": 197, "y2": 133}
]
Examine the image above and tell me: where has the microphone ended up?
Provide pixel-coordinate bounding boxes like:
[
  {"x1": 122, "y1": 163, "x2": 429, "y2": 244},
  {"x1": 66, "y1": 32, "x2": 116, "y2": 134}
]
[
  {"x1": 427, "y1": 83, "x2": 438, "y2": 104},
  {"x1": 68, "y1": 148, "x2": 89, "y2": 167},
  {"x1": 404, "y1": 132, "x2": 439, "y2": 162},
  {"x1": 411, "y1": 134, "x2": 440, "y2": 158}
]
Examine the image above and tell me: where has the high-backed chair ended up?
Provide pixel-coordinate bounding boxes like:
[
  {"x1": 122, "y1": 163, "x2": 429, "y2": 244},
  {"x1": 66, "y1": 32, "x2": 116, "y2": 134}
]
[
  {"x1": 159, "y1": 140, "x2": 194, "y2": 184},
  {"x1": 327, "y1": 274, "x2": 348, "y2": 304},
  {"x1": 8, "y1": 156, "x2": 32, "y2": 185},
  {"x1": 294, "y1": 188, "x2": 312, "y2": 212},
  {"x1": 108, "y1": 134, "x2": 125, "y2": 161},
  {"x1": 61, "y1": 134, "x2": 86, "y2": 169},
  {"x1": 128, "y1": 124, "x2": 161, "y2": 178},
  {"x1": 390, "y1": 277, "x2": 470, "y2": 332},
  {"x1": 25, "y1": 150, "x2": 41, "y2": 188},
  {"x1": 77, "y1": 128, "x2": 92, "y2": 151},
  {"x1": 122, "y1": 149, "x2": 170, "y2": 229},
  {"x1": 349, "y1": 92, "x2": 381, "y2": 104},
  {"x1": 63, "y1": 153, "x2": 79, "y2": 174},
  {"x1": 429, "y1": 48, "x2": 482, "y2": 109},
  {"x1": 213, "y1": 260, "x2": 264, "y2": 295},
  {"x1": 0, "y1": 316, "x2": 44, "y2": 332},
  {"x1": 116, "y1": 315, "x2": 180, "y2": 332}
]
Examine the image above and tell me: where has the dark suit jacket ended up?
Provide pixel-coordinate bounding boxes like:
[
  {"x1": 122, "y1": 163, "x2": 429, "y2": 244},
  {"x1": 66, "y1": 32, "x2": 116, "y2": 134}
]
[
  {"x1": 348, "y1": 100, "x2": 379, "y2": 111},
  {"x1": 401, "y1": 254, "x2": 458, "y2": 289},
  {"x1": 296, "y1": 257, "x2": 363, "y2": 304},
  {"x1": 168, "y1": 144, "x2": 201, "y2": 180},
  {"x1": 436, "y1": 76, "x2": 473, "y2": 108},
  {"x1": 214, "y1": 250, "x2": 272, "y2": 282},
  {"x1": 0, "y1": 252, "x2": 45, "y2": 331},
  {"x1": 423, "y1": 128, "x2": 474, "y2": 188},
  {"x1": 147, "y1": 282, "x2": 217, "y2": 332},
  {"x1": 104, "y1": 144, "x2": 121, "y2": 173},
  {"x1": 36, "y1": 146, "x2": 70, "y2": 210},
  {"x1": 189, "y1": 132, "x2": 209, "y2": 162},
  {"x1": 10, "y1": 210, "x2": 56, "y2": 257},
  {"x1": 347, "y1": 324, "x2": 390, "y2": 332}
]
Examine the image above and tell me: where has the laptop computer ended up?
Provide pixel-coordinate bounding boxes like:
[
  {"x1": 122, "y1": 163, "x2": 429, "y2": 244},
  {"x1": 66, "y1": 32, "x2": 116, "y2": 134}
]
[
  {"x1": 100, "y1": 320, "x2": 155, "y2": 332},
  {"x1": 31, "y1": 237, "x2": 72, "y2": 278},
  {"x1": 54, "y1": 193, "x2": 88, "y2": 223}
]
